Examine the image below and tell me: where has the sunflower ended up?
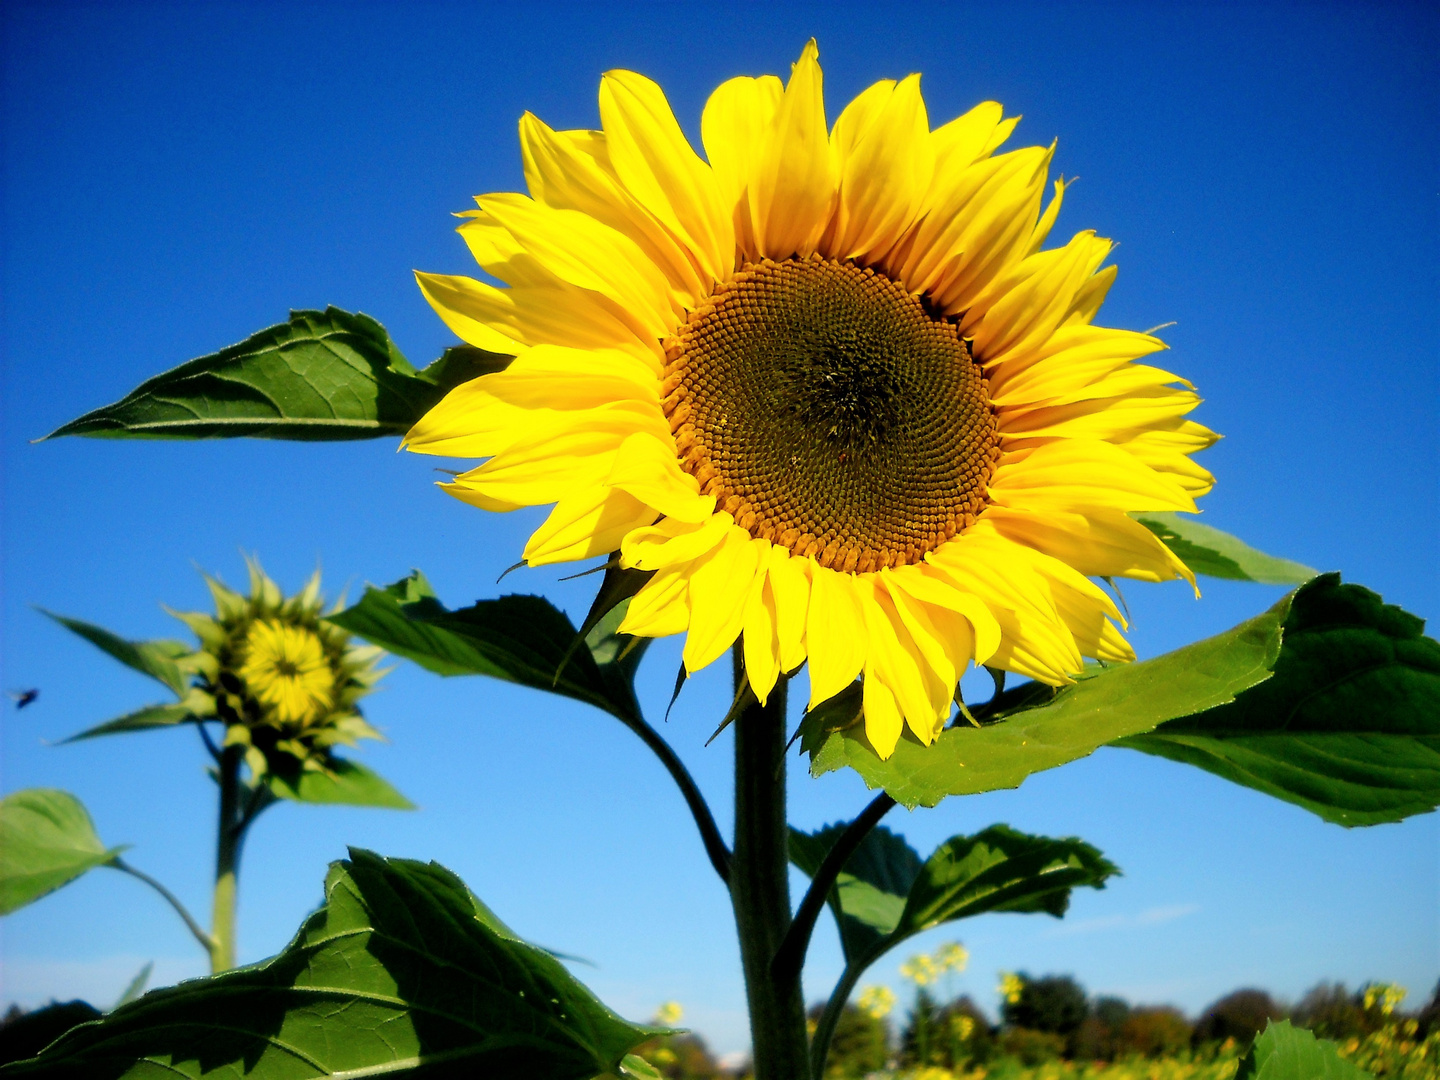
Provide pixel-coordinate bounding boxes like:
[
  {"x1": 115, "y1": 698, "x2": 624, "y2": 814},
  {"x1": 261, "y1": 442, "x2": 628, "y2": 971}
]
[
  {"x1": 406, "y1": 41, "x2": 1216, "y2": 759},
  {"x1": 171, "y1": 558, "x2": 387, "y2": 777}
]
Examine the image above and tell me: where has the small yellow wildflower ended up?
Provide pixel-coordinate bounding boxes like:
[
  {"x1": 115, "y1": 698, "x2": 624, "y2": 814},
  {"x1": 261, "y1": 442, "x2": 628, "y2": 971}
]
[
  {"x1": 901, "y1": 953, "x2": 940, "y2": 986},
  {"x1": 936, "y1": 941, "x2": 970, "y2": 973},
  {"x1": 858, "y1": 984, "x2": 896, "y2": 1019},
  {"x1": 950, "y1": 1014, "x2": 975, "y2": 1042},
  {"x1": 1363, "y1": 982, "x2": 1407, "y2": 1015},
  {"x1": 998, "y1": 971, "x2": 1024, "y2": 1004},
  {"x1": 653, "y1": 1000, "x2": 684, "y2": 1027}
]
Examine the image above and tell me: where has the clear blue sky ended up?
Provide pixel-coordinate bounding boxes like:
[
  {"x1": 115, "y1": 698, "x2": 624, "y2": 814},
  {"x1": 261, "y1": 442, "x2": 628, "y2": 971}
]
[{"x1": 2, "y1": 0, "x2": 1435, "y2": 1056}]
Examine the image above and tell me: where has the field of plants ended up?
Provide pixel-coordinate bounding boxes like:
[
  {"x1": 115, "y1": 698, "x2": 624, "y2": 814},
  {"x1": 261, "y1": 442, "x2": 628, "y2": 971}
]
[{"x1": 632, "y1": 967, "x2": 1440, "y2": 1080}]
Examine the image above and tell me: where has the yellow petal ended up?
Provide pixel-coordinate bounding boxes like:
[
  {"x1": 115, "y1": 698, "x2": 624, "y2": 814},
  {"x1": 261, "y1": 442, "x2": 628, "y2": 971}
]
[
  {"x1": 831, "y1": 74, "x2": 934, "y2": 262},
  {"x1": 806, "y1": 567, "x2": 867, "y2": 708},
  {"x1": 989, "y1": 439, "x2": 1198, "y2": 513},
  {"x1": 969, "y1": 231, "x2": 1111, "y2": 365},
  {"x1": 998, "y1": 386, "x2": 1204, "y2": 442},
  {"x1": 606, "y1": 432, "x2": 716, "y2": 522},
  {"x1": 519, "y1": 116, "x2": 708, "y2": 308},
  {"x1": 753, "y1": 40, "x2": 836, "y2": 259},
  {"x1": 987, "y1": 324, "x2": 1169, "y2": 406},
  {"x1": 861, "y1": 668, "x2": 905, "y2": 760},
  {"x1": 1065, "y1": 264, "x2": 1117, "y2": 325},
  {"x1": 621, "y1": 513, "x2": 732, "y2": 571},
  {"x1": 701, "y1": 74, "x2": 783, "y2": 261},
  {"x1": 600, "y1": 69, "x2": 734, "y2": 286},
  {"x1": 403, "y1": 345, "x2": 658, "y2": 459},
  {"x1": 524, "y1": 486, "x2": 657, "y2": 566},
  {"x1": 901, "y1": 144, "x2": 1051, "y2": 306},
  {"x1": 929, "y1": 101, "x2": 1006, "y2": 181},
  {"x1": 620, "y1": 565, "x2": 690, "y2": 637},
  {"x1": 684, "y1": 529, "x2": 765, "y2": 672},
  {"x1": 446, "y1": 404, "x2": 660, "y2": 508},
  {"x1": 481, "y1": 192, "x2": 678, "y2": 347},
  {"x1": 884, "y1": 565, "x2": 1002, "y2": 664},
  {"x1": 743, "y1": 558, "x2": 782, "y2": 705},
  {"x1": 414, "y1": 272, "x2": 525, "y2": 354},
  {"x1": 766, "y1": 544, "x2": 810, "y2": 672},
  {"x1": 860, "y1": 580, "x2": 941, "y2": 743},
  {"x1": 977, "y1": 506, "x2": 1194, "y2": 587}
]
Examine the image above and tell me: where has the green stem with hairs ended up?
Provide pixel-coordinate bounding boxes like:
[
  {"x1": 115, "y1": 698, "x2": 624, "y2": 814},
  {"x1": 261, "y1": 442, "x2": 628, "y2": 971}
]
[
  {"x1": 729, "y1": 647, "x2": 810, "y2": 1080},
  {"x1": 209, "y1": 744, "x2": 273, "y2": 973}
]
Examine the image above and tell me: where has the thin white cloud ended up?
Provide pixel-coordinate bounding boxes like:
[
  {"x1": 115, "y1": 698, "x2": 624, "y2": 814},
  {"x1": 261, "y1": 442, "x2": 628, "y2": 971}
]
[{"x1": 1043, "y1": 903, "x2": 1201, "y2": 938}]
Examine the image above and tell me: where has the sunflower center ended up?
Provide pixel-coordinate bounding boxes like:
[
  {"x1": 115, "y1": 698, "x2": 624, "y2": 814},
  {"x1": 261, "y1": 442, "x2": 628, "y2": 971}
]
[{"x1": 663, "y1": 256, "x2": 1000, "y2": 573}]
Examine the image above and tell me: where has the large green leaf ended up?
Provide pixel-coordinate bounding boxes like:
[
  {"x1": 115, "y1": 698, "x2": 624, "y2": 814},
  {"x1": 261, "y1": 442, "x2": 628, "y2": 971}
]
[
  {"x1": 1119, "y1": 574, "x2": 1440, "y2": 825},
  {"x1": 894, "y1": 826, "x2": 1118, "y2": 937},
  {"x1": 328, "y1": 571, "x2": 643, "y2": 723},
  {"x1": 0, "y1": 849, "x2": 661, "y2": 1078},
  {"x1": 43, "y1": 309, "x2": 509, "y2": 441},
  {"x1": 40, "y1": 611, "x2": 191, "y2": 696},
  {"x1": 263, "y1": 758, "x2": 414, "y2": 810},
  {"x1": 801, "y1": 590, "x2": 1291, "y2": 808},
  {"x1": 1135, "y1": 513, "x2": 1317, "y2": 584},
  {"x1": 792, "y1": 824, "x2": 1115, "y2": 978},
  {"x1": 1235, "y1": 1019, "x2": 1371, "y2": 1080},
  {"x1": 789, "y1": 825, "x2": 922, "y2": 962},
  {"x1": 0, "y1": 790, "x2": 125, "y2": 915}
]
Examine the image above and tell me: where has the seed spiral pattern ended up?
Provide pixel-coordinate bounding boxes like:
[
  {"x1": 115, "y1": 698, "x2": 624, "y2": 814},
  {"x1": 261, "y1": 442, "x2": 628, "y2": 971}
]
[{"x1": 662, "y1": 256, "x2": 1000, "y2": 573}]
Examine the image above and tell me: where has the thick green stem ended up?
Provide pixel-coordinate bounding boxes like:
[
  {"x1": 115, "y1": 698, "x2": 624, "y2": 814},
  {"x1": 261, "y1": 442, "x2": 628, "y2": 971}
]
[
  {"x1": 729, "y1": 649, "x2": 810, "y2": 1080},
  {"x1": 210, "y1": 745, "x2": 246, "y2": 973}
]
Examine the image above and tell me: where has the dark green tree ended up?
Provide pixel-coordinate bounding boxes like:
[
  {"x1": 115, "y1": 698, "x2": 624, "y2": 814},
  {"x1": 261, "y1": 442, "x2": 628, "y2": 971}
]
[
  {"x1": 1194, "y1": 988, "x2": 1285, "y2": 1045},
  {"x1": 1003, "y1": 974, "x2": 1091, "y2": 1038}
]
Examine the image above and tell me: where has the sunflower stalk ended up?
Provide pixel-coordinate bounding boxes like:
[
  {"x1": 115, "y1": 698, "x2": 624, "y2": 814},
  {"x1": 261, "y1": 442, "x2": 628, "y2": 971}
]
[{"x1": 729, "y1": 648, "x2": 810, "y2": 1080}]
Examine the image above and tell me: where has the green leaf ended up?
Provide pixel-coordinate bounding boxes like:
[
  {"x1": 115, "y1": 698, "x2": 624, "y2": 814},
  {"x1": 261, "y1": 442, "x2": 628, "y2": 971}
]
[
  {"x1": 264, "y1": 758, "x2": 415, "y2": 810},
  {"x1": 328, "y1": 571, "x2": 643, "y2": 723},
  {"x1": 791, "y1": 824, "x2": 1116, "y2": 982},
  {"x1": 894, "y1": 826, "x2": 1118, "y2": 937},
  {"x1": 1119, "y1": 574, "x2": 1440, "y2": 826},
  {"x1": 802, "y1": 590, "x2": 1291, "y2": 809},
  {"x1": 0, "y1": 790, "x2": 126, "y2": 915},
  {"x1": 1235, "y1": 1019, "x2": 1372, "y2": 1080},
  {"x1": 60, "y1": 702, "x2": 197, "y2": 743},
  {"x1": 1135, "y1": 513, "x2": 1317, "y2": 584},
  {"x1": 111, "y1": 964, "x2": 152, "y2": 1012},
  {"x1": 43, "y1": 308, "x2": 510, "y2": 442},
  {"x1": 0, "y1": 850, "x2": 659, "y2": 1079},
  {"x1": 40, "y1": 610, "x2": 190, "y2": 696},
  {"x1": 789, "y1": 825, "x2": 922, "y2": 962}
]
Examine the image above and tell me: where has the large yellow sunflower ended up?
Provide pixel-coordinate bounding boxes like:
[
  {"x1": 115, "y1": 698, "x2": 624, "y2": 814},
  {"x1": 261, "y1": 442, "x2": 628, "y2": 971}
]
[{"x1": 406, "y1": 41, "x2": 1217, "y2": 759}]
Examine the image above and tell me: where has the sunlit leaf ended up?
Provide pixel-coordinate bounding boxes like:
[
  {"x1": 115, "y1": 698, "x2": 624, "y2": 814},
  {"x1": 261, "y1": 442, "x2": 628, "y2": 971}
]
[
  {"x1": 801, "y1": 592, "x2": 1290, "y2": 808},
  {"x1": 0, "y1": 790, "x2": 125, "y2": 916},
  {"x1": 328, "y1": 571, "x2": 643, "y2": 723},
  {"x1": 789, "y1": 825, "x2": 921, "y2": 962},
  {"x1": 0, "y1": 850, "x2": 661, "y2": 1078},
  {"x1": 1120, "y1": 574, "x2": 1440, "y2": 825},
  {"x1": 1235, "y1": 1019, "x2": 1371, "y2": 1080},
  {"x1": 1135, "y1": 513, "x2": 1317, "y2": 584},
  {"x1": 263, "y1": 758, "x2": 414, "y2": 810},
  {"x1": 43, "y1": 308, "x2": 509, "y2": 442}
]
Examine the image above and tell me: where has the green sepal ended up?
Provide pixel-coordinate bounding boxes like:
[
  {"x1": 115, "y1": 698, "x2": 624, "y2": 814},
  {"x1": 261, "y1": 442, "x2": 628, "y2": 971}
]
[
  {"x1": 328, "y1": 571, "x2": 646, "y2": 724},
  {"x1": 0, "y1": 850, "x2": 664, "y2": 1079},
  {"x1": 1235, "y1": 1019, "x2": 1372, "y2": 1079},
  {"x1": 1118, "y1": 573, "x2": 1440, "y2": 825},
  {"x1": 263, "y1": 758, "x2": 415, "y2": 810},
  {"x1": 0, "y1": 790, "x2": 126, "y2": 916},
  {"x1": 39, "y1": 610, "x2": 193, "y2": 696},
  {"x1": 801, "y1": 588, "x2": 1289, "y2": 808},
  {"x1": 1135, "y1": 512, "x2": 1317, "y2": 584},
  {"x1": 59, "y1": 700, "x2": 206, "y2": 743},
  {"x1": 42, "y1": 309, "x2": 511, "y2": 442}
]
